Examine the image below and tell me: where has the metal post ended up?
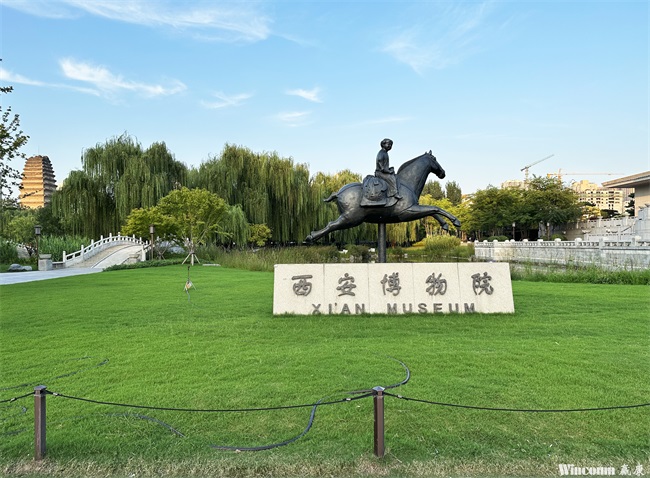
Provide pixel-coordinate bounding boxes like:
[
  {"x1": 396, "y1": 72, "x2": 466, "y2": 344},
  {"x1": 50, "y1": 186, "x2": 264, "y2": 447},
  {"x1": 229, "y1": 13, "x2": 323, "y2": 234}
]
[
  {"x1": 373, "y1": 386, "x2": 385, "y2": 458},
  {"x1": 34, "y1": 385, "x2": 47, "y2": 461},
  {"x1": 149, "y1": 224, "x2": 155, "y2": 261},
  {"x1": 378, "y1": 223, "x2": 387, "y2": 263}
]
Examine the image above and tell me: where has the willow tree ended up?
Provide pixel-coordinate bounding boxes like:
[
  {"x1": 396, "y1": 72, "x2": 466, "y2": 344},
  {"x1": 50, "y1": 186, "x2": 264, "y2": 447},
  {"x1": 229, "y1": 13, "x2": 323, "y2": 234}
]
[
  {"x1": 193, "y1": 144, "x2": 317, "y2": 243},
  {"x1": 52, "y1": 171, "x2": 113, "y2": 237},
  {"x1": 54, "y1": 134, "x2": 187, "y2": 237}
]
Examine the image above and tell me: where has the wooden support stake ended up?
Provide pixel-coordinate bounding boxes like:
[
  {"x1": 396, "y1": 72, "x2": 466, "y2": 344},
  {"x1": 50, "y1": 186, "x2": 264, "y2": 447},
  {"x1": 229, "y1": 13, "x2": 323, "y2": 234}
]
[
  {"x1": 34, "y1": 385, "x2": 47, "y2": 461},
  {"x1": 373, "y1": 386, "x2": 385, "y2": 458}
]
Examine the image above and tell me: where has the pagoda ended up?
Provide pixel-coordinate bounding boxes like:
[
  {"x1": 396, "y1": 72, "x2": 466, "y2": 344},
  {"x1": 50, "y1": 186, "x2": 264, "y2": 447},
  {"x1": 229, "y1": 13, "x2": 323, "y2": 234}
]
[{"x1": 19, "y1": 155, "x2": 57, "y2": 209}]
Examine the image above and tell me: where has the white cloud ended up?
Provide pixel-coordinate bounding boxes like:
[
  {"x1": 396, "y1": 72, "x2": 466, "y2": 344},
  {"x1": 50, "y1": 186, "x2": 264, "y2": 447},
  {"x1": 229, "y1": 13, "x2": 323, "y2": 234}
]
[
  {"x1": 3, "y1": 0, "x2": 271, "y2": 43},
  {"x1": 0, "y1": 66, "x2": 100, "y2": 96},
  {"x1": 200, "y1": 91, "x2": 253, "y2": 109},
  {"x1": 381, "y1": 1, "x2": 500, "y2": 73},
  {"x1": 276, "y1": 111, "x2": 311, "y2": 127},
  {"x1": 0, "y1": 68, "x2": 46, "y2": 86},
  {"x1": 286, "y1": 87, "x2": 323, "y2": 103},
  {"x1": 59, "y1": 58, "x2": 186, "y2": 97}
]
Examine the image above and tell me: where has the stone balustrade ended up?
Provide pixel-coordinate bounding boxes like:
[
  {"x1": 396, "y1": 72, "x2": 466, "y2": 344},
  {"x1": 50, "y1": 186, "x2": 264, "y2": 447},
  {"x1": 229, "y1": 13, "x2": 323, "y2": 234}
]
[
  {"x1": 474, "y1": 238, "x2": 650, "y2": 270},
  {"x1": 60, "y1": 233, "x2": 149, "y2": 268}
]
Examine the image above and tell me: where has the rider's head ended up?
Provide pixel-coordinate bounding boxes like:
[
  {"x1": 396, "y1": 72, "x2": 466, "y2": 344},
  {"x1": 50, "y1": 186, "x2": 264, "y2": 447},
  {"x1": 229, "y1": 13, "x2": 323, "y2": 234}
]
[{"x1": 380, "y1": 138, "x2": 393, "y2": 151}]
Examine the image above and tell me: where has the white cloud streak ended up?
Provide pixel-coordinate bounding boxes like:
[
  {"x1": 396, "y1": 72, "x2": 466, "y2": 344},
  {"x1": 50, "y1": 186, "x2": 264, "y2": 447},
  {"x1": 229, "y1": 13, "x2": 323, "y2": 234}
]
[
  {"x1": 381, "y1": 1, "x2": 501, "y2": 74},
  {"x1": 60, "y1": 58, "x2": 186, "y2": 98},
  {"x1": 3, "y1": 0, "x2": 271, "y2": 43},
  {"x1": 286, "y1": 87, "x2": 323, "y2": 103},
  {"x1": 276, "y1": 111, "x2": 311, "y2": 127},
  {"x1": 0, "y1": 68, "x2": 46, "y2": 87},
  {"x1": 200, "y1": 91, "x2": 253, "y2": 109}
]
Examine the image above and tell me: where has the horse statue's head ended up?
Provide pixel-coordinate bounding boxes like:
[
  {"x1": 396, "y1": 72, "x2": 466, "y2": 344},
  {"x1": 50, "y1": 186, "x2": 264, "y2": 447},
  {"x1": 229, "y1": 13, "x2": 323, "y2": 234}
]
[{"x1": 426, "y1": 150, "x2": 445, "y2": 179}]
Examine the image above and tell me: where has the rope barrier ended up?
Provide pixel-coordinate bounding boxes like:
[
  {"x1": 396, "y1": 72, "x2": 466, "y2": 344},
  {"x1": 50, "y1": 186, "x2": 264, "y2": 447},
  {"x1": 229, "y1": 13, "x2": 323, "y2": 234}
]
[
  {"x1": 384, "y1": 392, "x2": 650, "y2": 412},
  {"x1": 46, "y1": 390, "x2": 372, "y2": 412},
  {"x1": 0, "y1": 392, "x2": 33, "y2": 404},
  {"x1": 4, "y1": 356, "x2": 649, "y2": 458}
]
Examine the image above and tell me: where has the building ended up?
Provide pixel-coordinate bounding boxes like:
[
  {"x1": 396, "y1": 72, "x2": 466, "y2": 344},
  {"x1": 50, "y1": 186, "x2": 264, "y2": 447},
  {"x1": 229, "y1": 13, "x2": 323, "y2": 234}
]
[
  {"x1": 571, "y1": 179, "x2": 628, "y2": 215},
  {"x1": 19, "y1": 155, "x2": 57, "y2": 209},
  {"x1": 602, "y1": 171, "x2": 650, "y2": 217},
  {"x1": 500, "y1": 179, "x2": 525, "y2": 189}
]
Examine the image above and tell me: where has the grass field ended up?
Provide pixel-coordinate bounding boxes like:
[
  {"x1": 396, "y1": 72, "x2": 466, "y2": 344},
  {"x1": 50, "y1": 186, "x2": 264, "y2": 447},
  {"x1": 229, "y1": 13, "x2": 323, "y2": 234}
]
[{"x1": 1, "y1": 265, "x2": 649, "y2": 478}]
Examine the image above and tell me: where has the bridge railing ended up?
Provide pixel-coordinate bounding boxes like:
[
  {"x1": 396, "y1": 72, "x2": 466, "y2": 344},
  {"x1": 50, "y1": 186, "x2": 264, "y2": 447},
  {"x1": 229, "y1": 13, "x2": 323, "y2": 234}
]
[{"x1": 61, "y1": 233, "x2": 149, "y2": 268}]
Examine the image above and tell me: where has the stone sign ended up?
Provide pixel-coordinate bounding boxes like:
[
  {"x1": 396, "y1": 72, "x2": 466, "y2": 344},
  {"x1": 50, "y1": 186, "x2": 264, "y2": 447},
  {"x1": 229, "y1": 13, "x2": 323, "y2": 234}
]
[{"x1": 273, "y1": 263, "x2": 514, "y2": 315}]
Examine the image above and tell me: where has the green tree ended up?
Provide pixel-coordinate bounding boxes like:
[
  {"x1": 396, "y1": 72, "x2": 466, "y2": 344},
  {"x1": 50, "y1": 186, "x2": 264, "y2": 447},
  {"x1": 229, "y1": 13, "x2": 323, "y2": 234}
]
[
  {"x1": 216, "y1": 204, "x2": 250, "y2": 248},
  {"x1": 422, "y1": 180, "x2": 444, "y2": 200},
  {"x1": 445, "y1": 181, "x2": 462, "y2": 205},
  {"x1": 466, "y1": 187, "x2": 523, "y2": 239},
  {"x1": 5, "y1": 210, "x2": 37, "y2": 244},
  {"x1": 625, "y1": 193, "x2": 635, "y2": 217},
  {"x1": 156, "y1": 187, "x2": 227, "y2": 247},
  {"x1": 249, "y1": 223, "x2": 272, "y2": 247},
  {"x1": 0, "y1": 76, "x2": 29, "y2": 206},
  {"x1": 54, "y1": 134, "x2": 187, "y2": 238},
  {"x1": 523, "y1": 176, "x2": 581, "y2": 233},
  {"x1": 194, "y1": 144, "x2": 330, "y2": 244},
  {"x1": 121, "y1": 207, "x2": 175, "y2": 240}
]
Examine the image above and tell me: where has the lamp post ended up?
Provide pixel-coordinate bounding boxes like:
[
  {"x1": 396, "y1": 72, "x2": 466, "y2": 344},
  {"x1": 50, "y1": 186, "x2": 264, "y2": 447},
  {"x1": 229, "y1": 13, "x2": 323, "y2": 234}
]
[
  {"x1": 149, "y1": 224, "x2": 155, "y2": 261},
  {"x1": 34, "y1": 225, "x2": 41, "y2": 268},
  {"x1": 546, "y1": 221, "x2": 550, "y2": 241},
  {"x1": 512, "y1": 222, "x2": 516, "y2": 241}
]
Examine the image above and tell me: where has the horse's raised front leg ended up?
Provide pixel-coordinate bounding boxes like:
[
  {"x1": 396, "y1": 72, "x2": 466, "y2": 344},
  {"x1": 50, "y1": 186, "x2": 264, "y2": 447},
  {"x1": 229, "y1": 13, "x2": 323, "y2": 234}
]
[
  {"x1": 399, "y1": 205, "x2": 461, "y2": 228},
  {"x1": 306, "y1": 215, "x2": 362, "y2": 242},
  {"x1": 434, "y1": 214, "x2": 450, "y2": 231}
]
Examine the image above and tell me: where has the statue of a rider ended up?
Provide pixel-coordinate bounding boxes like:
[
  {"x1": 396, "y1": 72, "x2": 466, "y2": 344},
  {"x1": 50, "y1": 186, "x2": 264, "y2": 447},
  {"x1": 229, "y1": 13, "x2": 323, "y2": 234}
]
[{"x1": 375, "y1": 138, "x2": 401, "y2": 200}]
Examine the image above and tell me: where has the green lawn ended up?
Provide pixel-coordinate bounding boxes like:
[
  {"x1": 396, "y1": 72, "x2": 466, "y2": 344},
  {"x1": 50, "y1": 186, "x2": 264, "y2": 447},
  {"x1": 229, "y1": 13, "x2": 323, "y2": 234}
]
[{"x1": 1, "y1": 265, "x2": 648, "y2": 477}]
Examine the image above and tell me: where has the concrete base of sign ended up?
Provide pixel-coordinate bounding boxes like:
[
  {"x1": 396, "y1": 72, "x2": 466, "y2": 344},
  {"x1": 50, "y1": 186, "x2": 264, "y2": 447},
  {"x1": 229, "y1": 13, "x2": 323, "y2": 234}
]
[{"x1": 273, "y1": 262, "x2": 514, "y2": 315}]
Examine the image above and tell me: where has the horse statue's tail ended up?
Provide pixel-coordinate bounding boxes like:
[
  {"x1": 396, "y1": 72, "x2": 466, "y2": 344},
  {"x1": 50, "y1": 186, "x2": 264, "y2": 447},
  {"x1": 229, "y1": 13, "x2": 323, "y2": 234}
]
[{"x1": 323, "y1": 192, "x2": 338, "y2": 203}]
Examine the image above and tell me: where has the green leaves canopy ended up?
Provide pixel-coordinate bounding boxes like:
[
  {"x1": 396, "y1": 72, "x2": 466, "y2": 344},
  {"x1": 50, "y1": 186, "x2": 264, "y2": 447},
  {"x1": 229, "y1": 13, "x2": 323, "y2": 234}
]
[
  {"x1": 53, "y1": 134, "x2": 187, "y2": 238},
  {"x1": 157, "y1": 187, "x2": 227, "y2": 245}
]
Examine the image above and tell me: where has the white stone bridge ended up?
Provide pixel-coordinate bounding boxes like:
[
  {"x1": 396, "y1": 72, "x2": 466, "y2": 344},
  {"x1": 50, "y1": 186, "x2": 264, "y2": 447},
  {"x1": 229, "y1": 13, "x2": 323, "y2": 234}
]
[{"x1": 51, "y1": 233, "x2": 150, "y2": 270}]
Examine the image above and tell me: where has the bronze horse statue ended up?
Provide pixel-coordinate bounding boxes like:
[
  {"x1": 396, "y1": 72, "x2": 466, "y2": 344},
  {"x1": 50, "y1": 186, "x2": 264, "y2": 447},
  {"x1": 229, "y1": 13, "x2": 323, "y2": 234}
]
[{"x1": 306, "y1": 151, "x2": 461, "y2": 242}]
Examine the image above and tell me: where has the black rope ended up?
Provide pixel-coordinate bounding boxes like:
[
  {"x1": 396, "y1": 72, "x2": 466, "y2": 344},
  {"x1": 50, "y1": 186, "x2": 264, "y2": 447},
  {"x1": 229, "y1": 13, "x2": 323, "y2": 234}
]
[
  {"x1": 210, "y1": 397, "x2": 325, "y2": 452},
  {"x1": 107, "y1": 412, "x2": 186, "y2": 437},
  {"x1": 0, "y1": 392, "x2": 33, "y2": 404},
  {"x1": 384, "y1": 356, "x2": 411, "y2": 390},
  {"x1": 46, "y1": 390, "x2": 372, "y2": 413},
  {"x1": 347, "y1": 355, "x2": 411, "y2": 395},
  {"x1": 0, "y1": 412, "x2": 185, "y2": 438},
  {"x1": 384, "y1": 392, "x2": 650, "y2": 413}
]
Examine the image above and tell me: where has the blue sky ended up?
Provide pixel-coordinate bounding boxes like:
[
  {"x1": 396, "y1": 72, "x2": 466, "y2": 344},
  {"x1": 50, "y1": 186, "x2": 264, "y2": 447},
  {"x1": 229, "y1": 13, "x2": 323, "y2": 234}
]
[{"x1": 1, "y1": 0, "x2": 647, "y2": 195}]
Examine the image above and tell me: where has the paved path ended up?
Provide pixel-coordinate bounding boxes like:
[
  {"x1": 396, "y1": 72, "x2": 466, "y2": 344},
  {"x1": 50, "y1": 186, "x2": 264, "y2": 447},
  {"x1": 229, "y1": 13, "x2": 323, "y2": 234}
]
[{"x1": 1, "y1": 244, "x2": 144, "y2": 285}]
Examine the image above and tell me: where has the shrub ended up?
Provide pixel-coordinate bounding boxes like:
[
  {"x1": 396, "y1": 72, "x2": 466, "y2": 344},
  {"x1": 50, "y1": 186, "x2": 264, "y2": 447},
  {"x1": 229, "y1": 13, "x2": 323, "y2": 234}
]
[
  {"x1": 0, "y1": 238, "x2": 19, "y2": 263},
  {"x1": 38, "y1": 235, "x2": 92, "y2": 262},
  {"x1": 486, "y1": 235, "x2": 509, "y2": 242},
  {"x1": 423, "y1": 235, "x2": 461, "y2": 261},
  {"x1": 344, "y1": 244, "x2": 370, "y2": 263}
]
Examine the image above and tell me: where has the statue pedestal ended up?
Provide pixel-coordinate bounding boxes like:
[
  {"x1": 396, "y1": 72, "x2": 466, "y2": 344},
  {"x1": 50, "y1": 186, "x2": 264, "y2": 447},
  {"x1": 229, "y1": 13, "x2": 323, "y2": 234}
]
[{"x1": 273, "y1": 262, "x2": 514, "y2": 315}]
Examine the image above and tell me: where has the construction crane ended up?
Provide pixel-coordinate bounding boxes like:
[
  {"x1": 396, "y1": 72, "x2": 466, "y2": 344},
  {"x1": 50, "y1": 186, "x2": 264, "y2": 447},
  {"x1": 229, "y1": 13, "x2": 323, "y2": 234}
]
[
  {"x1": 521, "y1": 154, "x2": 554, "y2": 182},
  {"x1": 547, "y1": 169, "x2": 624, "y2": 182}
]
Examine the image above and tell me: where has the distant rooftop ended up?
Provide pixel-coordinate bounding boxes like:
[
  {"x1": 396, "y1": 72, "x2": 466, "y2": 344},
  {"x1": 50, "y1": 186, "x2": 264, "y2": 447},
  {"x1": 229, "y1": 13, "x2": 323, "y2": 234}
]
[{"x1": 602, "y1": 171, "x2": 650, "y2": 189}]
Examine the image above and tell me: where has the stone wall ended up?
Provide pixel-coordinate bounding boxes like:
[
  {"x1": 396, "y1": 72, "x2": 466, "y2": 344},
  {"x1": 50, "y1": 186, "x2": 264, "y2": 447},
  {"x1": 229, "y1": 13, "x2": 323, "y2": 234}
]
[{"x1": 474, "y1": 237, "x2": 650, "y2": 270}]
